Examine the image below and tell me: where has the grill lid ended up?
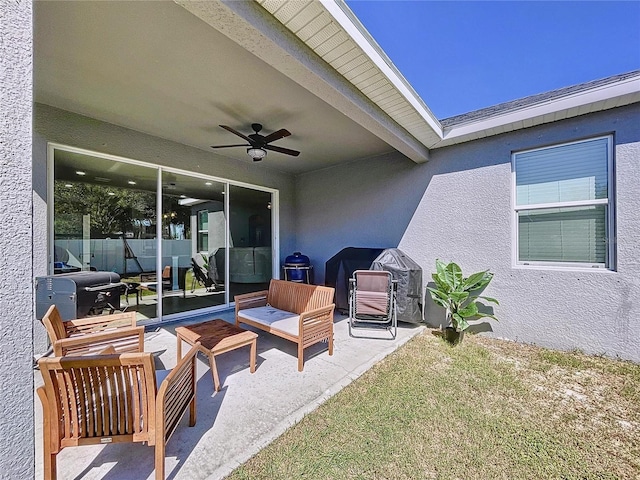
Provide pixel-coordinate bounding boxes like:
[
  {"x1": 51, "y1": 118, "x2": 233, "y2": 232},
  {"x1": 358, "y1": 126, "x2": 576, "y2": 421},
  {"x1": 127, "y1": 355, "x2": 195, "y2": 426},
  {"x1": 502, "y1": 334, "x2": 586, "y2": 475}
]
[{"x1": 53, "y1": 271, "x2": 122, "y2": 289}]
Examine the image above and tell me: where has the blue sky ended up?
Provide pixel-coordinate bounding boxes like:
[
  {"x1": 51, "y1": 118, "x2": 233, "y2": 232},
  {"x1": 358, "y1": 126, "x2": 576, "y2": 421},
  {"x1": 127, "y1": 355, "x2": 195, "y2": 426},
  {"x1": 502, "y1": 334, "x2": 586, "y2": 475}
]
[{"x1": 346, "y1": 1, "x2": 640, "y2": 119}]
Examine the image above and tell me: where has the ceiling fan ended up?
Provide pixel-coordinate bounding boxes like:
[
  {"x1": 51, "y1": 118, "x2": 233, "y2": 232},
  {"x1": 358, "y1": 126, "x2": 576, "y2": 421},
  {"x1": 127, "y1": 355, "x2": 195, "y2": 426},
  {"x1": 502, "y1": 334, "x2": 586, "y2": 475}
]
[{"x1": 211, "y1": 123, "x2": 300, "y2": 161}]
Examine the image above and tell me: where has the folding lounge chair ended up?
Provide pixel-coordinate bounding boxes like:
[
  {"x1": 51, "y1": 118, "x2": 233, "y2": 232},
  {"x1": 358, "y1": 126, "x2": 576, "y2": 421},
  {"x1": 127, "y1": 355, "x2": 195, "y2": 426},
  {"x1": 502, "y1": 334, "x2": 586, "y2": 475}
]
[
  {"x1": 191, "y1": 256, "x2": 216, "y2": 293},
  {"x1": 348, "y1": 270, "x2": 397, "y2": 339}
]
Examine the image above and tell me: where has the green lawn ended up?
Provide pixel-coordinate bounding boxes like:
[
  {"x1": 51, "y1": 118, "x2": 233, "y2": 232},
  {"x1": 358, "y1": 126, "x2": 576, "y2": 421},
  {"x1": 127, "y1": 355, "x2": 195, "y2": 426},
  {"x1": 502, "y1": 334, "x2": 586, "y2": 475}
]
[{"x1": 228, "y1": 331, "x2": 640, "y2": 479}]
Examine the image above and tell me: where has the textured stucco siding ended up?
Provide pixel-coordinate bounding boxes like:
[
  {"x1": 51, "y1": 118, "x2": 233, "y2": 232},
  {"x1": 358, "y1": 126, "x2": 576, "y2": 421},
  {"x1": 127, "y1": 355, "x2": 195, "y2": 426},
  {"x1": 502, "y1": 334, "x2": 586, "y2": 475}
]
[
  {"x1": 32, "y1": 132, "x2": 50, "y2": 354},
  {"x1": 297, "y1": 103, "x2": 640, "y2": 362},
  {"x1": 0, "y1": 1, "x2": 34, "y2": 478},
  {"x1": 33, "y1": 103, "x2": 297, "y2": 293}
]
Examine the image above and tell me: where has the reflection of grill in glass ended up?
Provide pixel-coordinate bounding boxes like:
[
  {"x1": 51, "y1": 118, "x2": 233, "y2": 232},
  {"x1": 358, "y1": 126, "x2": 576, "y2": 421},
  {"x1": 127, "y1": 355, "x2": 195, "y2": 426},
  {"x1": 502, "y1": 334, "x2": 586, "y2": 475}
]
[{"x1": 36, "y1": 272, "x2": 124, "y2": 320}]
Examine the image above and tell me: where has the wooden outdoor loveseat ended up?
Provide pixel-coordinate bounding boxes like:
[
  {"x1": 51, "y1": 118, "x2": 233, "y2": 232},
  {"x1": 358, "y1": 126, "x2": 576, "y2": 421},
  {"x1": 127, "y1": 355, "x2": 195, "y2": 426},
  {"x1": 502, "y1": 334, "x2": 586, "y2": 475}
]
[{"x1": 234, "y1": 279, "x2": 335, "y2": 371}]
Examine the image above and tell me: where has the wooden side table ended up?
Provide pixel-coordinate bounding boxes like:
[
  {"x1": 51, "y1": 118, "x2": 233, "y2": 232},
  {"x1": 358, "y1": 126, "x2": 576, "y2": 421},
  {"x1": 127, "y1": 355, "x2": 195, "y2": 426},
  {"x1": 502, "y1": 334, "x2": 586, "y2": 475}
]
[{"x1": 176, "y1": 319, "x2": 258, "y2": 392}]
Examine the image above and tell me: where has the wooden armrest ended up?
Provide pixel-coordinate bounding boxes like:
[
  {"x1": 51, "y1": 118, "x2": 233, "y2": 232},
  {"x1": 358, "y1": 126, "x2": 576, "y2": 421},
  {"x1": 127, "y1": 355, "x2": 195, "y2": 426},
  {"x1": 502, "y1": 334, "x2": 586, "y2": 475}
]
[
  {"x1": 299, "y1": 304, "x2": 335, "y2": 321},
  {"x1": 98, "y1": 345, "x2": 117, "y2": 355},
  {"x1": 234, "y1": 290, "x2": 269, "y2": 310},
  {"x1": 65, "y1": 311, "x2": 137, "y2": 336},
  {"x1": 157, "y1": 342, "x2": 199, "y2": 438},
  {"x1": 54, "y1": 326, "x2": 145, "y2": 356},
  {"x1": 158, "y1": 342, "x2": 198, "y2": 394},
  {"x1": 299, "y1": 304, "x2": 335, "y2": 329}
]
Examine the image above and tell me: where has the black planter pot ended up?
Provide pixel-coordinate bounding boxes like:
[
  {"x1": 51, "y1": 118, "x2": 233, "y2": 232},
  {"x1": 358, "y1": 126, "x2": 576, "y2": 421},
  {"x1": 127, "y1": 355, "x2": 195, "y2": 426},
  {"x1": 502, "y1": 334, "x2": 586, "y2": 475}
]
[{"x1": 444, "y1": 327, "x2": 464, "y2": 345}]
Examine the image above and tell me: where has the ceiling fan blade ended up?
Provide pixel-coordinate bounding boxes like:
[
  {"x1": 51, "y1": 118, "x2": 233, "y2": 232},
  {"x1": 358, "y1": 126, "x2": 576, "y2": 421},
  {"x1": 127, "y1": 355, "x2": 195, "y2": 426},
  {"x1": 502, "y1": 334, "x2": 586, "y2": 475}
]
[
  {"x1": 264, "y1": 144, "x2": 300, "y2": 156},
  {"x1": 219, "y1": 125, "x2": 253, "y2": 143},
  {"x1": 263, "y1": 128, "x2": 291, "y2": 143},
  {"x1": 210, "y1": 144, "x2": 250, "y2": 149}
]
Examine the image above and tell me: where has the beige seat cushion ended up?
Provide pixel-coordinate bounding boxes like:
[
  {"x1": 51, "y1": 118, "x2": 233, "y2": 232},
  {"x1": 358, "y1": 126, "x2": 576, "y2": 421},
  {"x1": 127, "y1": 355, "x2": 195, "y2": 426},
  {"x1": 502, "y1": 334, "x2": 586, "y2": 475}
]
[{"x1": 238, "y1": 306, "x2": 300, "y2": 337}]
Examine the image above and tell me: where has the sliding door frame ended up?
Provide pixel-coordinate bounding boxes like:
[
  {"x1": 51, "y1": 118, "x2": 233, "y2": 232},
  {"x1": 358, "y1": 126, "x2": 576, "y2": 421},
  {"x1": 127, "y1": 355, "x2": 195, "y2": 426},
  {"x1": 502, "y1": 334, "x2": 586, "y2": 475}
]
[{"x1": 47, "y1": 142, "x2": 279, "y2": 322}]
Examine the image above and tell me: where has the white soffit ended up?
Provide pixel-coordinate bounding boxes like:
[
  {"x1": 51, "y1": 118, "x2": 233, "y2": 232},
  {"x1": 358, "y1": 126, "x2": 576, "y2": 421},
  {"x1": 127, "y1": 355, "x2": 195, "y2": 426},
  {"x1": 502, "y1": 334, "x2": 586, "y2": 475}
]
[
  {"x1": 254, "y1": 1, "x2": 640, "y2": 152},
  {"x1": 179, "y1": 0, "x2": 638, "y2": 155},
  {"x1": 177, "y1": 0, "x2": 431, "y2": 163},
  {"x1": 256, "y1": 0, "x2": 443, "y2": 150}
]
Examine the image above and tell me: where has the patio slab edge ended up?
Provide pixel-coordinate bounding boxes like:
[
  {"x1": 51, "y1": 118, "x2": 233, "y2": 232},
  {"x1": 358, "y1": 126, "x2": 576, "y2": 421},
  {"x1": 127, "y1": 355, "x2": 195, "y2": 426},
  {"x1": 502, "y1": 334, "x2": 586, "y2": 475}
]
[{"x1": 207, "y1": 325, "x2": 426, "y2": 480}]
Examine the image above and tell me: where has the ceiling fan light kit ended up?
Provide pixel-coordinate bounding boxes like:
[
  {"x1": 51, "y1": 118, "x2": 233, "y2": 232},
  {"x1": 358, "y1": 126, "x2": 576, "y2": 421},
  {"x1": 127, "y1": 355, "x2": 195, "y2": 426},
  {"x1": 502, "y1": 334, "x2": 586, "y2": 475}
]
[
  {"x1": 247, "y1": 147, "x2": 267, "y2": 161},
  {"x1": 211, "y1": 123, "x2": 300, "y2": 162}
]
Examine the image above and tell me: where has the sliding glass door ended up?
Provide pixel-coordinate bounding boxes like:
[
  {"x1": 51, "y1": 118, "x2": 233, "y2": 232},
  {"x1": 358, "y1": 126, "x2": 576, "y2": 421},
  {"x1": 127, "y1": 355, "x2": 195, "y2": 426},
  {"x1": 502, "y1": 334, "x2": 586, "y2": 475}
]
[
  {"x1": 53, "y1": 151, "x2": 160, "y2": 318},
  {"x1": 228, "y1": 185, "x2": 273, "y2": 300},
  {"x1": 51, "y1": 145, "x2": 276, "y2": 323},
  {"x1": 160, "y1": 171, "x2": 227, "y2": 316}
]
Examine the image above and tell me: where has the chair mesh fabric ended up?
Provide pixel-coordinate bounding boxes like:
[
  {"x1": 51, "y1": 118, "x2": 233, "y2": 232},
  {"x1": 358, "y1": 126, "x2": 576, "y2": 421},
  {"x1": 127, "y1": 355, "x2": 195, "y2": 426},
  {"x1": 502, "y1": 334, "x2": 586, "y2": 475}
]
[
  {"x1": 191, "y1": 257, "x2": 215, "y2": 288},
  {"x1": 353, "y1": 271, "x2": 392, "y2": 320}
]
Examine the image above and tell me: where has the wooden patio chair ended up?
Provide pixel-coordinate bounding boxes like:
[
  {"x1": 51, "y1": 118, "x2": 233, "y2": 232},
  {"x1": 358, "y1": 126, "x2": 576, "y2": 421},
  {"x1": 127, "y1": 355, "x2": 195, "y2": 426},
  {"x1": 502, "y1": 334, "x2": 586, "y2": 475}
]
[
  {"x1": 140, "y1": 266, "x2": 172, "y2": 291},
  {"x1": 37, "y1": 343, "x2": 200, "y2": 480},
  {"x1": 41, "y1": 304, "x2": 144, "y2": 356}
]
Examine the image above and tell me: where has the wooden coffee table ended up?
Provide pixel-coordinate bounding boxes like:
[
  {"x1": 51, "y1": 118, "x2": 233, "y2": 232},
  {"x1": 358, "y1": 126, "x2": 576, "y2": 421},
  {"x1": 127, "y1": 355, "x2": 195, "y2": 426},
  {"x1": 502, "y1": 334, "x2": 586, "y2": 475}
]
[{"x1": 176, "y1": 319, "x2": 258, "y2": 391}]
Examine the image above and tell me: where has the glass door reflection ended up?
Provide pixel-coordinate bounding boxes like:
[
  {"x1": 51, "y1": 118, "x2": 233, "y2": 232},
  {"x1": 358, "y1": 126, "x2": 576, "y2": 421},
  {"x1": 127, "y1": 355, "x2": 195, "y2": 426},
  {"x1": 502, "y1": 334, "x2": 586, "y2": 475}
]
[
  {"x1": 161, "y1": 172, "x2": 227, "y2": 316},
  {"x1": 53, "y1": 147, "x2": 277, "y2": 322},
  {"x1": 53, "y1": 151, "x2": 159, "y2": 321},
  {"x1": 228, "y1": 185, "x2": 273, "y2": 301}
]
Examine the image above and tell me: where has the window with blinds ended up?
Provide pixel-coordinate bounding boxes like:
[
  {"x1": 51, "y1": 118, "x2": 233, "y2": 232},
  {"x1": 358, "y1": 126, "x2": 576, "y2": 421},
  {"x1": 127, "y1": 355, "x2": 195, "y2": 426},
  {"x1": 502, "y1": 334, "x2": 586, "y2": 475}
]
[{"x1": 513, "y1": 136, "x2": 613, "y2": 268}]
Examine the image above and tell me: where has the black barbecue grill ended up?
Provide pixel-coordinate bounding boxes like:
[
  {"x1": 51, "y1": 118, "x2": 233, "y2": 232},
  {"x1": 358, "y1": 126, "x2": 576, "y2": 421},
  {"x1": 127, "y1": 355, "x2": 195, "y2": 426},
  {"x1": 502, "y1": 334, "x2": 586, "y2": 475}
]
[{"x1": 36, "y1": 271, "x2": 124, "y2": 320}]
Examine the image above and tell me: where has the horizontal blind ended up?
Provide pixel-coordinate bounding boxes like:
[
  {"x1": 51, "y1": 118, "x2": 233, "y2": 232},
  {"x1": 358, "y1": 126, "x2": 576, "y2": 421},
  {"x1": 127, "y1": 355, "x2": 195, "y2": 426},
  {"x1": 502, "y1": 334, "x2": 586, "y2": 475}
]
[
  {"x1": 518, "y1": 205, "x2": 607, "y2": 264},
  {"x1": 516, "y1": 138, "x2": 608, "y2": 206}
]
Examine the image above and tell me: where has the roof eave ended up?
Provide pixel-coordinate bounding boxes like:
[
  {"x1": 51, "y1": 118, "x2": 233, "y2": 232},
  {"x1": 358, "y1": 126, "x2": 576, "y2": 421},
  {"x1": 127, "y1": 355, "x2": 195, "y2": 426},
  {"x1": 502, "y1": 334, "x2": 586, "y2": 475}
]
[
  {"x1": 253, "y1": 0, "x2": 442, "y2": 163},
  {"x1": 187, "y1": 1, "x2": 640, "y2": 158},
  {"x1": 434, "y1": 73, "x2": 640, "y2": 148}
]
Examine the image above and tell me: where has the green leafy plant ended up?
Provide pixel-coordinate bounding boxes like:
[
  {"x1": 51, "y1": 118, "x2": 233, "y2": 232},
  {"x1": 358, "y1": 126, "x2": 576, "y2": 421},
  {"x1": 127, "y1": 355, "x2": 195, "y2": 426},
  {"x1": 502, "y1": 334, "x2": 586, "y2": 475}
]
[{"x1": 427, "y1": 259, "x2": 499, "y2": 332}]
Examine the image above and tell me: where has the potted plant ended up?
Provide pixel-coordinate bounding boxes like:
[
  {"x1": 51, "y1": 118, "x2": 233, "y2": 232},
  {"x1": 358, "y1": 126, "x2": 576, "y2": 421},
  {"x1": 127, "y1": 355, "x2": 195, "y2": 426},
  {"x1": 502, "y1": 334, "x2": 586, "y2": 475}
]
[{"x1": 427, "y1": 259, "x2": 499, "y2": 345}]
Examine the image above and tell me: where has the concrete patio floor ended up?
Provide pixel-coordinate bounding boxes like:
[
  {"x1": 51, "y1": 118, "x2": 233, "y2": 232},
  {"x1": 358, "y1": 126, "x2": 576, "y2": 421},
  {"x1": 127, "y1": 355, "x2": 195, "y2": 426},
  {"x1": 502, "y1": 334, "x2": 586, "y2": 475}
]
[{"x1": 34, "y1": 311, "x2": 424, "y2": 480}]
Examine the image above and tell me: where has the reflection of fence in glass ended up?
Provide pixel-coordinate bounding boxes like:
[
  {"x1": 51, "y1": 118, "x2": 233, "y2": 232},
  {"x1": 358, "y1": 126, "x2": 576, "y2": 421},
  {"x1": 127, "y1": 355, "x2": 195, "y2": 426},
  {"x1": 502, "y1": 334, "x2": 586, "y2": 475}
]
[{"x1": 54, "y1": 239, "x2": 191, "y2": 275}]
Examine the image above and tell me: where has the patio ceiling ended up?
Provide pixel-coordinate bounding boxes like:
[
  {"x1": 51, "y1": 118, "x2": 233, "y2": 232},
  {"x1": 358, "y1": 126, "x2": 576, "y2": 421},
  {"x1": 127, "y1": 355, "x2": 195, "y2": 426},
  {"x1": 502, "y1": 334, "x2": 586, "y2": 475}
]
[
  {"x1": 35, "y1": 1, "x2": 640, "y2": 176},
  {"x1": 33, "y1": 0, "x2": 428, "y2": 176}
]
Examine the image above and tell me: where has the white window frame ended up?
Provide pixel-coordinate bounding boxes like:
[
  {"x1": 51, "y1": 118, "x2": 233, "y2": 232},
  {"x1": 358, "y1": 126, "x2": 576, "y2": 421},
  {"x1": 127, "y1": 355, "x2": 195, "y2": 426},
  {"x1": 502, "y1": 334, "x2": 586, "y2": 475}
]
[
  {"x1": 512, "y1": 135, "x2": 615, "y2": 270},
  {"x1": 196, "y1": 209, "x2": 209, "y2": 253}
]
